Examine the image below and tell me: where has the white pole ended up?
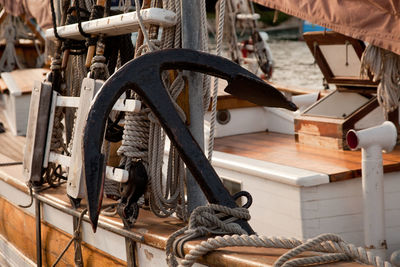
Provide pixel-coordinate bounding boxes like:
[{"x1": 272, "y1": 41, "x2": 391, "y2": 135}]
[
  {"x1": 361, "y1": 145, "x2": 387, "y2": 259},
  {"x1": 347, "y1": 121, "x2": 397, "y2": 260}
]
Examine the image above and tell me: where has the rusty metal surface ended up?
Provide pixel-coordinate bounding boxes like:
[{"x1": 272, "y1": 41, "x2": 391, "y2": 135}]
[{"x1": 83, "y1": 48, "x2": 296, "y2": 233}]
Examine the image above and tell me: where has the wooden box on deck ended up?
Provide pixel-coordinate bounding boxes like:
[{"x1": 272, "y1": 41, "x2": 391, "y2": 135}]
[{"x1": 295, "y1": 32, "x2": 380, "y2": 150}]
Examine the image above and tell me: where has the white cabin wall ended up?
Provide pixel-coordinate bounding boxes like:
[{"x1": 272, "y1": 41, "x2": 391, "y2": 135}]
[
  {"x1": 204, "y1": 106, "x2": 296, "y2": 138},
  {"x1": 213, "y1": 153, "x2": 400, "y2": 256},
  {"x1": 215, "y1": 167, "x2": 304, "y2": 238},
  {"x1": 205, "y1": 107, "x2": 269, "y2": 138},
  {"x1": 300, "y1": 173, "x2": 400, "y2": 256}
]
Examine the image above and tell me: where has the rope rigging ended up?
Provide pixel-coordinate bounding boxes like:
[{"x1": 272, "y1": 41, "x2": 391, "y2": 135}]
[{"x1": 166, "y1": 203, "x2": 393, "y2": 267}]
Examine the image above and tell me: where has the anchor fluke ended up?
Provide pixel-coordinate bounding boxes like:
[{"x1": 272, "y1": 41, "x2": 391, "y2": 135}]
[{"x1": 224, "y1": 73, "x2": 297, "y2": 111}]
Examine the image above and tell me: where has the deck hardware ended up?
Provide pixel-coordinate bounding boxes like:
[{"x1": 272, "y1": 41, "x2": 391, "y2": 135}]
[
  {"x1": 45, "y1": 8, "x2": 177, "y2": 41},
  {"x1": 232, "y1": 190, "x2": 253, "y2": 209},
  {"x1": 216, "y1": 109, "x2": 231, "y2": 125},
  {"x1": 83, "y1": 48, "x2": 296, "y2": 233},
  {"x1": 23, "y1": 81, "x2": 53, "y2": 184},
  {"x1": 117, "y1": 160, "x2": 148, "y2": 228},
  {"x1": 23, "y1": 76, "x2": 139, "y2": 196}
]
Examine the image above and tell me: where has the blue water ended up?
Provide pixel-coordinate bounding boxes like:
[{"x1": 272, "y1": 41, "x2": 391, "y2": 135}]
[{"x1": 302, "y1": 21, "x2": 331, "y2": 32}]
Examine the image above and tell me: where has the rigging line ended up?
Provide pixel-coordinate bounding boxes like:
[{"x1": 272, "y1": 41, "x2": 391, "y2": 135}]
[
  {"x1": 135, "y1": 0, "x2": 156, "y2": 51},
  {"x1": 74, "y1": 0, "x2": 91, "y2": 38},
  {"x1": 208, "y1": 0, "x2": 226, "y2": 161},
  {"x1": 50, "y1": 0, "x2": 66, "y2": 41}
]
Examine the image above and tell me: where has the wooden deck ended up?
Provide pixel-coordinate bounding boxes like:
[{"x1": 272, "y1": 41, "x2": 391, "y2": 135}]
[{"x1": 214, "y1": 131, "x2": 400, "y2": 182}]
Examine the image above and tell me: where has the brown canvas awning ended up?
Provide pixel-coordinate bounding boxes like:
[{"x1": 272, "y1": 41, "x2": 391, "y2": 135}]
[
  {"x1": 253, "y1": 0, "x2": 400, "y2": 55},
  {"x1": 0, "y1": 0, "x2": 52, "y2": 29}
]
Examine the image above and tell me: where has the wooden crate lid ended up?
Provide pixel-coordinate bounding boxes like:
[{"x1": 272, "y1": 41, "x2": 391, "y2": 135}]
[
  {"x1": 0, "y1": 68, "x2": 49, "y2": 96},
  {"x1": 303, "y1": 31, "x2": 378, "y2": 88}
]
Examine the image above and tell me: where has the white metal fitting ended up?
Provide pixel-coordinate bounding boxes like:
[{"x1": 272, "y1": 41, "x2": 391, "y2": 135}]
[{"x1": 346, "y1": 121, "x2": 397, "y2": 152}]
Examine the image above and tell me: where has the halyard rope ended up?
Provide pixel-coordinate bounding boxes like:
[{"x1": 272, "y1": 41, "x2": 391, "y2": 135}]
[{"x1": 208, "y1": 0, "x2": 226, "y2": 161}]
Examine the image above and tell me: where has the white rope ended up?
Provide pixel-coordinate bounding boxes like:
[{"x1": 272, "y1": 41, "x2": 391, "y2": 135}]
[
  {"x1": 135, "y1": 0, "x2": 157, "y2": 52},
  {"x1": 361, "y1": 44, "x2": 400, "y2": 114},
  {"x1": 208, "y1": 0, "x2": 226, "y2": 161},
  {"x1": 165, "y1": 204, "x2": 391, "y2": 267},
  {"x1": 180, "y1": 233, "x2": 391, "y2": 267}
]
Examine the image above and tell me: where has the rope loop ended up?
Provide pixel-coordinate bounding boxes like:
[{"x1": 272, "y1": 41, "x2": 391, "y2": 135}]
[
  {"x1": 174, "y1": 232, "x2": 392, "y2": 267},
  {"x1": 166, "y1": 204, "x2": 251, "y2": 267}
]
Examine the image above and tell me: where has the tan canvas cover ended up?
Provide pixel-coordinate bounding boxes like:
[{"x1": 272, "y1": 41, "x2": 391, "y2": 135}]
[
  {"x1": 0, "y1": 0, "x2": 52, "y2": 29},
  {"x1": 253, "y1": 0, "x2": 400, "y2": 55}
]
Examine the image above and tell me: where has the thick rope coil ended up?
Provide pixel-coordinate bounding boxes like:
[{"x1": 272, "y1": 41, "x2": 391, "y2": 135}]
[
  {"x1": 118, "y1": 109, "x2": 151, "y2": 162},
  {"x1": 90, "y1": 55, "x2": 109, "y2": 80},
  {"x1": 178, "y1": 232, "x2": 391, "y2": 267},
  {"x1": 166, "y1": 204, "x2": 250, "y2": 267},
  {"x1": 361, "y1": 45, "x2": 400, "y2": 114}
]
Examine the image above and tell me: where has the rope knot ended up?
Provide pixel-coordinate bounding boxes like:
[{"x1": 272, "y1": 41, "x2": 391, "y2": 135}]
[
  {"x1": 50, "y1": 57, "x2": 62, "y2": 71},
  {"x1": 166, "y1": 204, "x2": 251, "y2": 267},
  {"x1": 90, "y1": 55, "x2": 109, "y2": 80}
]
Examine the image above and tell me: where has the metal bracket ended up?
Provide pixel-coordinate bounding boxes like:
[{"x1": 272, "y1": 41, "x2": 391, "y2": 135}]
[
  {"x1": 23, "y1": 81, "x2": 53, "y2": 184},
  {"x1": 67, "y1": 78, "x2": 104, "y2": 199}
]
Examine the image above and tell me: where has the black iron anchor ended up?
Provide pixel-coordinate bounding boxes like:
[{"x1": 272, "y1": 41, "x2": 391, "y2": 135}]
[{"x1": 83, "y1": 48, "x2": 297, "y2": 233}]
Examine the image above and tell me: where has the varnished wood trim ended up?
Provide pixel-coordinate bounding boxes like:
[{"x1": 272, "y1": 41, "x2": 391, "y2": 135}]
[
  {"x1": 294, "y1": 119, "x2": 343, "y2": 138},
  {"x1": 0, "y1": 196, "x2": 126, "y2": 266}
]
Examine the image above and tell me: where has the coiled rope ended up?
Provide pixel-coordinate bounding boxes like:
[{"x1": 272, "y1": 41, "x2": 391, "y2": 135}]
[
  {"x1": 166, "y1": 204, "x2": 392, "y2": 267},
  {"x1": 166, "y1": 204, "x2": 250, "y2": 267},
  {"x1": 361, "y1": 44, "x2": 400, "y2": 114}
]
